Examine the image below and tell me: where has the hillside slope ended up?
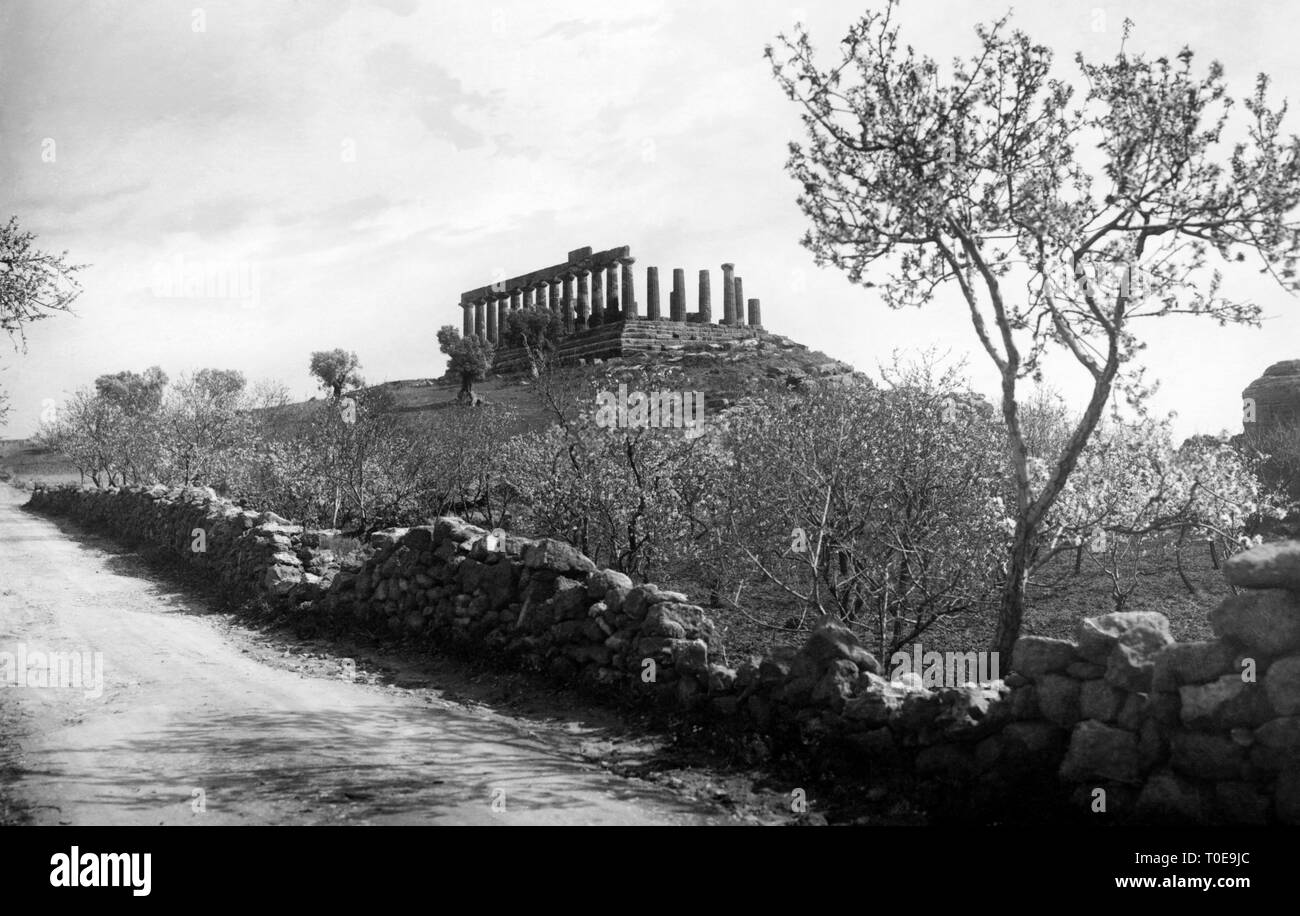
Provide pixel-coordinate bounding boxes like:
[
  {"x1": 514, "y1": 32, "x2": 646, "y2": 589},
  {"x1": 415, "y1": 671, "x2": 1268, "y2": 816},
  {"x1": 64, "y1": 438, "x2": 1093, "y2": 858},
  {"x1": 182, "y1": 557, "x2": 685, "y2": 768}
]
[{"x1": 268, "y1": 329, "x2": 866, "y2": 436}]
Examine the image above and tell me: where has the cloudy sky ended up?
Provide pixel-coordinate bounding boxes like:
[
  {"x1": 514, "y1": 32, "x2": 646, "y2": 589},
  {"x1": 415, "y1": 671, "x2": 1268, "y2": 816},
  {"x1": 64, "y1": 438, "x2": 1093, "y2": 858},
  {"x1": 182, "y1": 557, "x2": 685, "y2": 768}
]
[{"x1": 3, "y1": 0, "x2": 1298, "y2": 438}]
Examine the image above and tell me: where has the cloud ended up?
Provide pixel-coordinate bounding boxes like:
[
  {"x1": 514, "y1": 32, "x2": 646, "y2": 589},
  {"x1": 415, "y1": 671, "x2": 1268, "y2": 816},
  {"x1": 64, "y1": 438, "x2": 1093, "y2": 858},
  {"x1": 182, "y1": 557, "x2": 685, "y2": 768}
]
[
  {"x1": 367, "y1": 0, "x2": 419, "y2": 15},
  {"x1": 537, "y1": 15, "x2": 658, "y2": 41},
  {"x1": 363, "y1": 42, "x2": 494, "y2": 149}
]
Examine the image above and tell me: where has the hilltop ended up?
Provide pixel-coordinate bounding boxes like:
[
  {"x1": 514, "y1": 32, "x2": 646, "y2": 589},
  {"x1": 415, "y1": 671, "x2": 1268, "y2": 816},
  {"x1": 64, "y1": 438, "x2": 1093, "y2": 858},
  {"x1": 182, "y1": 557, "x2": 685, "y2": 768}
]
[{"x1": 264, "y1": 324, "x2": 865, "y2": 438}]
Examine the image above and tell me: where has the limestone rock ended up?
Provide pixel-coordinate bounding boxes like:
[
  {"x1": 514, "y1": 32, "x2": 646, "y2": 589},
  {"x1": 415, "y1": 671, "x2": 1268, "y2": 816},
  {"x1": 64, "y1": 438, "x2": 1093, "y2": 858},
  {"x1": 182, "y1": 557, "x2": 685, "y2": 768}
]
[
  {"x1": 480, "y1": 556, "x2": 516, "y2": 610},
  {"x1": 1010, "y1": 635, "x2": 1076, "y2": 679},
  {"x1": 706, "y1": 663, "x2": 737, "y2": 693},
  {"x1": 1179, "y1": 674, "x2": 1273, "y2": 729},
  {"x1": 1223, "y1": 540, "x2": 1300, "y2": 590},
  {"x1": 1264, "y1": 655, "x2": 1300, "y2": 716},
  {"x1": 1001, "y1": 721, "x2": 1064, "y2": 758},
  {"x1": 1079, "y1": 679, "x2": 1125, "y2": 722},
  {"x1": 1077, "y1": 611, "x2": 1173, "y2": 669},
  {"x1": 1010, "y1": 684, "x2": 1038, "y2": 720},
  {"x1": 640, "y1": 602, "x2": 715, "y2": 642},
  {"x1": 263, "y1": 563, "x2": 301, "y2": 597},
  {"x1": 843, "y1": 689, "x2": 904, "y2": 725},
  {"x1": 1255, "y1": 716, "x2": 1300, "y2": 750},
  {"x1": 669, "y1": 638, "x2": 709, "y2": 676},
  {"x1": 811, "y1": 659, "x2": 859, "y2": 710},
  {"x1": 433, "y1": 517, "x2": 487, "y2": 544},
  {"x1": 1117, "y1": 692, "x2": 1146, "y2": 731},
  {"x1": 1060, "y1": 720, "x2": 1141, "y2": 783},
  {"x1": 1209, "y1": 590, "x2": 1300, "y2": 657},
  {"x1": 1178, "y1": 675, "x2": 1244, "y2": 726},
  {"x1": 587, "y1": 568, "x2": 633, "y2": 599},
  {"x1": 1036, "y1": 674, "x2": 1082, "y2": 728},
  {"x1": 1241, "y1": 359, "x2": 1300, "y2": 431},
  {"x1": 797, "y1": 618, "x2": 881, "y2": 675},
  {"x1": 1136, "y1": 770, "x2": 1208, "y2": 823},
  {"x1": 1066, "y1": 661, "x2": 1106, "y2": 680},
  {"x1": 1169, "y1": 731, "x2": 1244, "y2": 780},
  {"x1": 604, "y1": 585, "x2": 631, "y2": 613},
  {"x1": 523, "y1": 538, "x2": 596, "y2": 574},
  {"x1": 368, "y1": 528, "x2": 409, "y2": 550},
  {"x1": 934, "y1": 683, "x2": 1007, "y2": 735},
  {"x1": 401, "y1": 526, "x2": 435, "y2": 550},
  {"x1": 621, "y1": 584, "x2": 682, "y2": 621},
  {"x1": 1151, "y1": 640, "x2": 1237, "y2": 691},
  {"x1": 1101, "y1": 620, "x2": 1176, "y2": 692}
]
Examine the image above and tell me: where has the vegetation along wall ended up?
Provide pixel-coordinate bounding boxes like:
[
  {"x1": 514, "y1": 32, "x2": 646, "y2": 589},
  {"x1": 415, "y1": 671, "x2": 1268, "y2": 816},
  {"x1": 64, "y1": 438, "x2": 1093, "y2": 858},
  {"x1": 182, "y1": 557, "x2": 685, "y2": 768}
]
[{"x1": 27, "y1": 482, "x2": 1300, "y2": 824}]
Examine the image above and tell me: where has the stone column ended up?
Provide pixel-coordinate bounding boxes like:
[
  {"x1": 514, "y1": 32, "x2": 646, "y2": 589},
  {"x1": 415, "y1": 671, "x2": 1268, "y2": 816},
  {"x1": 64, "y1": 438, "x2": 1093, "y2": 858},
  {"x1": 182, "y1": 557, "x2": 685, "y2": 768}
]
[
  {"x1": 548, "y1": 279, "x2": 560, "y2": 316},
  {"x1": 605, "y1": 264, "x2": 619, "y2": 320},
  {"x1": 474, "y1": 300, "x2": 486, "y2": 340},
  {"x1": 721, "y1": 263, "x2": 736, "y2": 325},
  {"x1": 462, "y1": 303, "x2": 472, "y2": 337},
  {"x1": 510, "y1": 289, "x2": 522, "y2": 311},
  {"x1": 486, "y1": 294, "x2": 498, "y2": 344},
  {"x1": 733, "y1": 276, "x2": 744, "y2": 326},
  {"x1": 646, "y1": 266, "x2": 660, "y2": 320},
  {"x1": 747, "y1": 298, "x2": 762, "y2": 327},
  {"x1": 590, "y1": 267, "x2": 605, "y2": 327},
  {"x1": 576, "y1": 270, "x2": 590, "y2": 328},
  {"x1": 698, "y1": 269, "x2": 712, "y2": 323},
  {"x1": 671, "y1": 268, "x2": 686, "y2": 321},
  {"x1": 564, "y1": 273, "x2": 577, "y2": 332},
  {"x1": 497, "y1": 295, "x2": 508, "y2": 342},
  {"x1": 621, "y1": 257, "x2": 637, "y2": 319}
]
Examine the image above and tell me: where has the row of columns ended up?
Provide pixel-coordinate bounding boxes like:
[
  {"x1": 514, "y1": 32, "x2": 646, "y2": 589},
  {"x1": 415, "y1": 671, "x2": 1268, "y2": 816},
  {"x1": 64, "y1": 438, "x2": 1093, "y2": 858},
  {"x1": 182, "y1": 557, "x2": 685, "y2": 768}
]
[{"x1": 461, "y1": 261, "x2": 761, "y2": 345}]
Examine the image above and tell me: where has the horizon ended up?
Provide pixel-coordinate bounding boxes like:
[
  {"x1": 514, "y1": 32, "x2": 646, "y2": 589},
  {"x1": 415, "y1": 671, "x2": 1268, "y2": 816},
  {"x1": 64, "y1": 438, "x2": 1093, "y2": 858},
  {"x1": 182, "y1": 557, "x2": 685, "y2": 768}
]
[{"x1": 3, "y1": 0, "x2": 1299, "y2": 438}]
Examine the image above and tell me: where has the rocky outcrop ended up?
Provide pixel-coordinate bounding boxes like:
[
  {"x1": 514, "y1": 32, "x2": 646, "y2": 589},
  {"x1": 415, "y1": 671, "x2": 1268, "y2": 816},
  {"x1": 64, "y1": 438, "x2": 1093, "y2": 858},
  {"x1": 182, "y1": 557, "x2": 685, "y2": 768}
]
[{"x1": 1243, "y1": 359, "x2": 1300, "y2": 430}]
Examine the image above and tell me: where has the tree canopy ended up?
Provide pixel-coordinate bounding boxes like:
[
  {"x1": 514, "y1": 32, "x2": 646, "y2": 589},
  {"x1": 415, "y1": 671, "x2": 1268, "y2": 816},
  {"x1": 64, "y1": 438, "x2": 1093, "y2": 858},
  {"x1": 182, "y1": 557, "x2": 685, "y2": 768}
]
[
  {"x1": 309, "y1": 349, "x2": 364, "y2": 400},
  {"x1": 769, "y1": 1, "x2": 1300, "y2": 653}
]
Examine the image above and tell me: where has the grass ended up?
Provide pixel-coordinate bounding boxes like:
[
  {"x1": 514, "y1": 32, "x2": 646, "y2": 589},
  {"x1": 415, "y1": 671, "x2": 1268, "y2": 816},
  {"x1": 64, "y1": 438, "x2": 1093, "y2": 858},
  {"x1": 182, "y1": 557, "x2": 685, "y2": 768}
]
[
  {"x1": 666, "y1": 532, "x2": 1231, "y2": 667},
  {"x1": 0, "y1": 442, "x2": 83, "y2": 489}
]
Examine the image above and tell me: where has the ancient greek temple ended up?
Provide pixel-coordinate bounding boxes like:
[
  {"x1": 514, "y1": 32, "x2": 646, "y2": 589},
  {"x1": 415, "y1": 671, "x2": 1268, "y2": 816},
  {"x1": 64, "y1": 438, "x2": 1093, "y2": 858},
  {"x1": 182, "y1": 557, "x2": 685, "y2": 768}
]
[{"x1": 458, "y1": 245, "x2": 763, "y2": 345}]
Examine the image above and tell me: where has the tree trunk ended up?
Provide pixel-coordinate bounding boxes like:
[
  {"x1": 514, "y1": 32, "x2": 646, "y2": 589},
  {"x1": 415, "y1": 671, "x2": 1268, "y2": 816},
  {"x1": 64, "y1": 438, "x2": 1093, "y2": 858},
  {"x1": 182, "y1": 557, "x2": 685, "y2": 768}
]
[{"x1": 993, "y1": 523, "x2": 1033, "y2": 659}]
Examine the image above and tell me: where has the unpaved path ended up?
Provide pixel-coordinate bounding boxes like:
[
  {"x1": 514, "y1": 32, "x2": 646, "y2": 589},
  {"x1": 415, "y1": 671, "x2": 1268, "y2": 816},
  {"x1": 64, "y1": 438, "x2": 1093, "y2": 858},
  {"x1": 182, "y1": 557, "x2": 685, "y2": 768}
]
[{"x1": 0, "y1": 485, "x2": 737, "y2": 825}]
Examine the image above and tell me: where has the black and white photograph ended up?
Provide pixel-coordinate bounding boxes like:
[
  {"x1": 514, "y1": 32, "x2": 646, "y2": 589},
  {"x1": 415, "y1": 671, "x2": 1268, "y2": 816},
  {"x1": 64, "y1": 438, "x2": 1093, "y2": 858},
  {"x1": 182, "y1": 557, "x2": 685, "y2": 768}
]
[{"x1": 1, "y1": 0, "x2": 1297, "y2": 890}]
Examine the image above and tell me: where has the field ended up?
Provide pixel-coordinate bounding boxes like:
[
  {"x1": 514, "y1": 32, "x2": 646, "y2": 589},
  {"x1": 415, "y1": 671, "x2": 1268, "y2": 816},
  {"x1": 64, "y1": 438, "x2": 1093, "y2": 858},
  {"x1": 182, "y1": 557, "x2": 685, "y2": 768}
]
[
  {"x1": 0, "y1": 440, "x2": 82, "y2": 489},
  {"x1": 669, "y1": 532, "x2": 1231, "y2": 666}
]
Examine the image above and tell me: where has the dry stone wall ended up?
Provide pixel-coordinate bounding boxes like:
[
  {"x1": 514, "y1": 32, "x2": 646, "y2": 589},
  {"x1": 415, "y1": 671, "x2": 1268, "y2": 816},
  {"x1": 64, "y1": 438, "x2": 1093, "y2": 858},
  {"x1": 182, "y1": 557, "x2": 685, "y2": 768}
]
[{"x1": 25, "y1": 483, "x2": 1300, "y2": 824}]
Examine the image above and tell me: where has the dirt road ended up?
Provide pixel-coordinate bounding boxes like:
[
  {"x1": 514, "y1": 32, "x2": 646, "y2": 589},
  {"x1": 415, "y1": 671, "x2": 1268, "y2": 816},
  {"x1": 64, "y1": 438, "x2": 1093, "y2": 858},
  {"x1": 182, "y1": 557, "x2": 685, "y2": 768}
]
[{"x1": 0, "y1": 485, "x2": 734, "y2": 825}]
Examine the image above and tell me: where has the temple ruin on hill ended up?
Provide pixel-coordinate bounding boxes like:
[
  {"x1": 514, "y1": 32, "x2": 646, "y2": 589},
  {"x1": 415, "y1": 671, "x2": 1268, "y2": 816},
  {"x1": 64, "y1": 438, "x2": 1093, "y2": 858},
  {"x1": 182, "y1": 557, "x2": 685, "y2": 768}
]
[{"x1": 457, "y1": 245, "x2": 766, "y2": 371}]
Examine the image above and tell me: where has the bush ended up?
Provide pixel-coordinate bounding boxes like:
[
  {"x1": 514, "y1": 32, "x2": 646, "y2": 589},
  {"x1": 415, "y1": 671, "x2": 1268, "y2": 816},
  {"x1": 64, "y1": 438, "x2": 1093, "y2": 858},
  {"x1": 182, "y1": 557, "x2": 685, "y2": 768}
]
[{"x1": 713, "y1": 361, "x2": 1009, "y2": 658}]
